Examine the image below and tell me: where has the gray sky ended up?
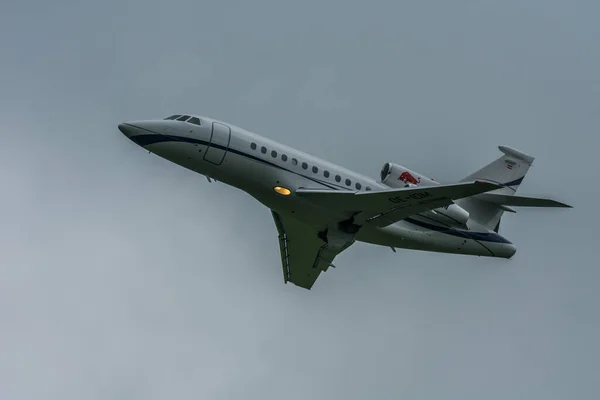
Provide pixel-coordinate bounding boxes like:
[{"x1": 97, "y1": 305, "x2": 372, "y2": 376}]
[{"x1": 1, "y1": 1, "x2": 598, "y2": 399}]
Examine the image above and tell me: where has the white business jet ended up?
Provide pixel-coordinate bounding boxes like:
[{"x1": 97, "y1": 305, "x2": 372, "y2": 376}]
[{"x1": 119, "y1": 114, "x2": 571, "y2": 290}]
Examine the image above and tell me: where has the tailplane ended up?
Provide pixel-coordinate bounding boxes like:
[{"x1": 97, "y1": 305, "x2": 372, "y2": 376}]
[{"x1": 456, "y1": 146, "x2": 570, "y2": 232}]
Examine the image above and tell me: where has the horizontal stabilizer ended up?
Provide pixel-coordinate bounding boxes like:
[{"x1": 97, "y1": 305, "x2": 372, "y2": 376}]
[{"x1": 475, "y1": 193, "x2": 572, "y2": 208}]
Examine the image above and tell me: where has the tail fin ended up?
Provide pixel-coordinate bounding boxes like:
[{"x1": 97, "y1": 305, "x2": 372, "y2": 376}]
[
  {"x1": 457, "y1": 146, "x2": 536, "y2": 232},
  {"x1": 461, "y1": 145, "x2": 534, "y2": 194}
]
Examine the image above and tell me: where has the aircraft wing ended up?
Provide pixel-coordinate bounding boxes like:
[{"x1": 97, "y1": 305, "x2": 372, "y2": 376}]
[
  {"x1": 296, "y1": 180, "x2": 502, "y2": 227},
  {"x1": 271, "y1": 211, "x2": 352, "y2": 290}
]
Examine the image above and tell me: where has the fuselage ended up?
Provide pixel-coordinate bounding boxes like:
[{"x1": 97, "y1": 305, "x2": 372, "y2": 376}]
[{"x1": 119, "y1": 114, "x2": 516, "y2": 259}]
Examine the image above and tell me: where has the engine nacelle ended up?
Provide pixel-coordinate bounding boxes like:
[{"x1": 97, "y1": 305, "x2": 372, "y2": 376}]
[
  {"x1": 379, "y1": 162, "x2": 470, "y2": 226},
  {"x1": 380, "y1": 163, "x2": 438, "y2": 188},
  {"x1": 431, "y1": 204, "x2": 470, "y2": 226}
]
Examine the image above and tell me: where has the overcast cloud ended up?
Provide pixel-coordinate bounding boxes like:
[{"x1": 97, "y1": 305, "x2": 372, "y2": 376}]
[{"x1": 1, "y1": 1, "x2": 598, "y2": 399}]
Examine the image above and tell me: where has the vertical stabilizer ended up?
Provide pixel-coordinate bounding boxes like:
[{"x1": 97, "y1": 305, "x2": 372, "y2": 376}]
[{"x1": 457, "y1": 146, "x2": 535, "y2": 231}]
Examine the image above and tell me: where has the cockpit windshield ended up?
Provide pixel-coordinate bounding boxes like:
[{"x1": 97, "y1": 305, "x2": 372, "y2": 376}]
[{"x1": 163, "y1": 115, "x2": 201, "y2": 125}]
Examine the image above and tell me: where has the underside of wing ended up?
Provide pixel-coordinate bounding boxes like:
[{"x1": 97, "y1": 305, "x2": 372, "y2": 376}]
[
  {"x1": 271, "y1": 211, "x2": 352, "y2": 290},
  {"x1": 296, "y1": 180, "x2": 503, "y2": 227}
]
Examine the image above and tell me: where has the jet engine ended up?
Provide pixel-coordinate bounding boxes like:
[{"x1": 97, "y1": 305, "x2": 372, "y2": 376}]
[
  {"x1": 379, "y1": 162, "x2": 470, "y2": 227},
  {"x1": 380, "y1": 162, "x2": 437, "y2": 188},
  {"x1": 425, "y1": 203, "x2": 470, "y2": 226}
]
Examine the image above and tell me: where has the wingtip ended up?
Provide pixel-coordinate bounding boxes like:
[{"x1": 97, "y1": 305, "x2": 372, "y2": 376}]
[
  {"x1": 549, "y1": 200, "x2": 573, "y2": 208},
  {"x1": 552, "y1": 203, "x2": 573, "y2": 209}
]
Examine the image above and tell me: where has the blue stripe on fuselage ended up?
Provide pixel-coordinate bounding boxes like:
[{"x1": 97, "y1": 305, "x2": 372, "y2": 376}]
[
  {"x1": 504, "y1": 176, "x2": 524, "y2": 187},
  {"x1": 481, "y1": 176, "x2": 524, "y2": 191}
]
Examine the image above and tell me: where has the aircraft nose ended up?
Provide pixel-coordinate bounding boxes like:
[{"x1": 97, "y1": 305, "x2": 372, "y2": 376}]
[{"x1": 119, "y1": 121, "x2": 163, "y2": 148}]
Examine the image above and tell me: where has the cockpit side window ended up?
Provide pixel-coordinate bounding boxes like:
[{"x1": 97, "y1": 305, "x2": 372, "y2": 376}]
[
  {"x1": 164, "y1": 115, "x2": 181, "y2": 120},
  {"x1": 187, "y1": 117, "x2": 201, "y2": 125},
  {"x1": 177, "y1": 115, "x2": 191, "y2": 121}
]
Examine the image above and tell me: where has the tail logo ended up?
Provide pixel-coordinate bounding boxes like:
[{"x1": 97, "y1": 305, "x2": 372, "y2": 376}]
[{"x1": 398, "y1": 171, "x2": 420, "y2": 185}]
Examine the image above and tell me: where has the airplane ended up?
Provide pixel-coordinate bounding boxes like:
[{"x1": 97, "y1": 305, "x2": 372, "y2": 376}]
[{"x1": 118, "y1": 114, "x2": 572, "y2": 290}]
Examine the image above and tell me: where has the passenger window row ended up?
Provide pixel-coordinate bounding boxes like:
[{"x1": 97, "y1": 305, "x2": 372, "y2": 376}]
[{"x1": 250, "y1": 142, "x2": 371, "y2": 191}]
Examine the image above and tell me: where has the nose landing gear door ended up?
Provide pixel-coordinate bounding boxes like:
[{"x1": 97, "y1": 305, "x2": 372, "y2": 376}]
[{"x1": 203, "y1": 122, "x2": 231, "y2": 165}]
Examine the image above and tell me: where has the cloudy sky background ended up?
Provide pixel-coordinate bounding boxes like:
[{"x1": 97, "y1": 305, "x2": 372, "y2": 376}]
[{"x1": 1, "y1": 1, "x2": 598, "y2": 399}]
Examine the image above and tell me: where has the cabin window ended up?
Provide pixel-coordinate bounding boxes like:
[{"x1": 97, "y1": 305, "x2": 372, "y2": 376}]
[
  {"x1": 302, "y1": 162, "x2": 308, "y2": 170},
  {"x1": 187, "y1": 117, "x2": 201, "y2": 125},
  {"x1": 324, "y1": 170, "x2": 330, "y2": 178},
  {"x1": 292, "y1": 158, "x2": 298, "y2": 166},
  {"x1": 271, "y1": 150, "x2": 277, "y2": 158},
  {"x1": 250, "y1": 142, "x2": 257, "y2": 150},
  {"x1": 261, "y1": 146, "x2": 267, "y2": 154},
  {"x1": 366, "y1": 186, "x2": 372, "y2": 191},
  {"x1": 312, "y1": 166, "x2": 318, "y2": 173},
  {"x1": 281, "y1": 154, "x2": 288, "y2": 162},
  {"x1": 345, "y1": 178, "x2": 351, "y2": 186},
  {"x1": 335, "y1": 175, "x2": 341, "y2": 182},
  {"x1": 176, "y1": 115, "x2": 190, "y2": 121},
  {"x1": 355, "y1": 182, "x2": 362, "y2": 190}
]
